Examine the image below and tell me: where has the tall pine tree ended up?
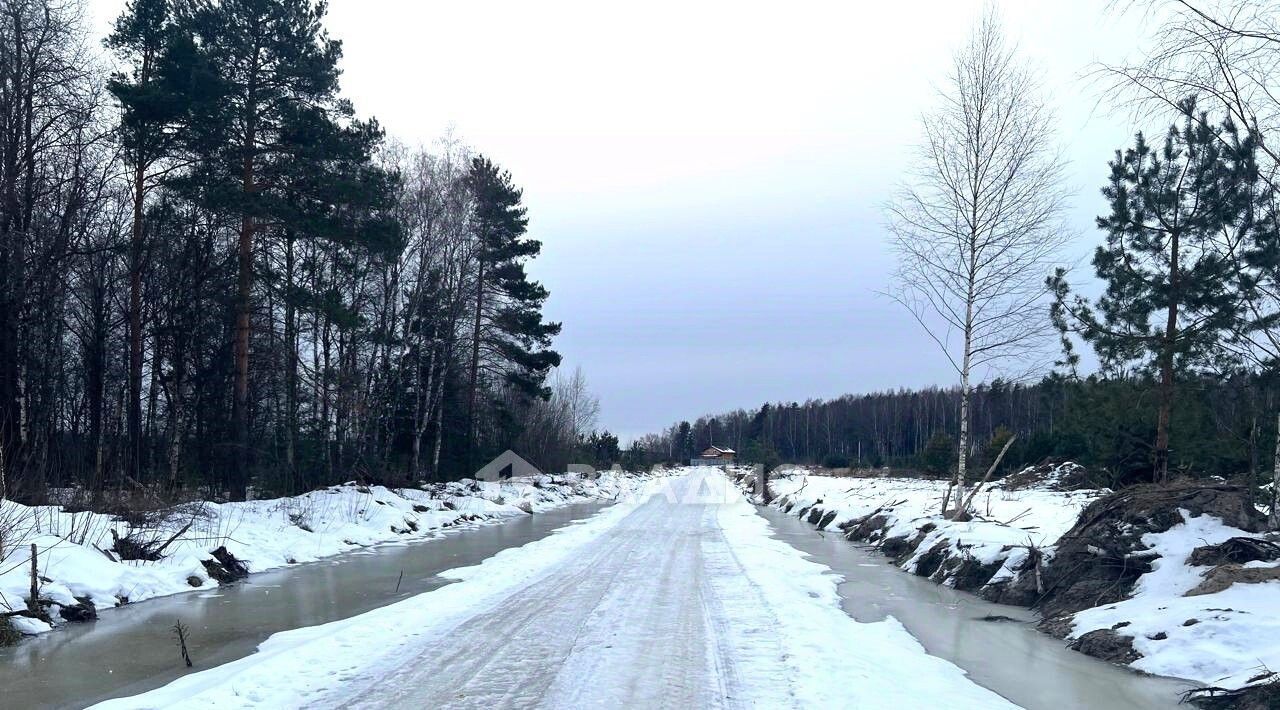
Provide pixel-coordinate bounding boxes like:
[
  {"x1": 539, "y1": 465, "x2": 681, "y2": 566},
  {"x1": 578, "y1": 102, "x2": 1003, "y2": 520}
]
[
  {"x1": 463, "y1": 156, "x2": 560, "y2": 468},
  {"x1": 184, "y1": 0, "x2": 395, "y2": 497},
  {"x1": 1051, "y1": 100, "x2": 1259, "y2": 481}
]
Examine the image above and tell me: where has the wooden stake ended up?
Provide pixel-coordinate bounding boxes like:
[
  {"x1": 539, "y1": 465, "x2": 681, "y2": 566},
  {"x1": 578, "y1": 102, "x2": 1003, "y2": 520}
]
[{"x1": 28, "y1": 544, "x2": 37, "y2": 612}]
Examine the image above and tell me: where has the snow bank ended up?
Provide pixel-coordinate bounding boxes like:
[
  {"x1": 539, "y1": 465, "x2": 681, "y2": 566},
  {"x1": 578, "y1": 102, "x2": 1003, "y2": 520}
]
[
  {"x1": 0, "y1": 470, "x2": 657, "y2": 634},
  {"x1": 753, "y1": 467, "x2": 1280, "y2": 693},
  {"x1": 762, "y1": 468, "x2": 1099, "y2": 590},
  {"x1": 1067, "y1": 510, "x2": 1280, "y2": 690}
]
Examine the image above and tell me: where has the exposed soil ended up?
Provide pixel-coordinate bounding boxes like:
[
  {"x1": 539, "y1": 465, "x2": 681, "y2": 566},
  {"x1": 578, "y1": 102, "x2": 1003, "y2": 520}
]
[
  {"x1": 1036, "y1": 480, "x2": 1264, "y2": 624},
  {"x1": 999, "y1": 461, "x2": 1096, "y2": 492},
  {"x1": 1187, "y1": 537, "x2": 1280, "y2": 567},
  {"x1": 1068, "y1": 629, "x2": 1141, "y2": 664},
  {"x1": 1186, "y1": 563, "x2": 1280, "y2": 596}
]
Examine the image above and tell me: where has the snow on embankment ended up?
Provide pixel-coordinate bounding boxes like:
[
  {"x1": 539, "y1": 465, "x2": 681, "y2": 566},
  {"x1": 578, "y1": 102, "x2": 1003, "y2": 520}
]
[
  {"x1": 0, "y1": 471, "x2": 655, "y2": 638},
  {"x1": 756, "y1": 465, "x2": 1098, "y2": 595},
  {"x1": 747, "y1": 466, "x2": 1280, "y2": 698}
]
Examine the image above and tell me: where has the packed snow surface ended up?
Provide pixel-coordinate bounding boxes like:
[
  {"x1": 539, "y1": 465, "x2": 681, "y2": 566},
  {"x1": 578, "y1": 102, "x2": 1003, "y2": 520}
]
[{"x1": 95, "y1": 469, "x2": 1015, "y2": 709}]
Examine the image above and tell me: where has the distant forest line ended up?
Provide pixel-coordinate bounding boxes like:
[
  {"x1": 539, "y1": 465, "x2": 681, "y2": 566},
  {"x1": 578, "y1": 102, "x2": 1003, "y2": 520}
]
[{"x1": 631, "y1": 373, "x2": 1278, "y2": 487}]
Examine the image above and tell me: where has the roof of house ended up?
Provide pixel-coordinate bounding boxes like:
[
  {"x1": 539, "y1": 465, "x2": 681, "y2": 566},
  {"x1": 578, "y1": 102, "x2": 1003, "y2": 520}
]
[{"x1": 703, "y1": 446, "x2": 736, "y2": 455}]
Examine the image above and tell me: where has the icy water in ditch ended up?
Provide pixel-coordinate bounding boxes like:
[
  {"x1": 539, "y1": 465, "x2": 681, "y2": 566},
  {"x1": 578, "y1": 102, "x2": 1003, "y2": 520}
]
[
  {"x1": 759, "y1": 505, "x2": 1193, "y2": 710},
  {"x1": 0, "y1": 502, "x2": 608, "y2": 709}
]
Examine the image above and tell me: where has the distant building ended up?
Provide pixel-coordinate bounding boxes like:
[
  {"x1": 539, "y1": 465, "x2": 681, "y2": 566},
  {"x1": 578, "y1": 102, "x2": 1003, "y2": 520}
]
[
  {"x1": 474, "y1": 450, "x2": 542, "y2": 481},
  {"x1": 690, "y1": 445, "x2": 736, "y2": 467}
]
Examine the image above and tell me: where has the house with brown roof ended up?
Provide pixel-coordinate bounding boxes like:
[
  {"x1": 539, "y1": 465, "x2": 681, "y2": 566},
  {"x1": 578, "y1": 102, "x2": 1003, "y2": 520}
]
[{"x1": 690, "y1": 445, "x2": 736, "y2": 466}]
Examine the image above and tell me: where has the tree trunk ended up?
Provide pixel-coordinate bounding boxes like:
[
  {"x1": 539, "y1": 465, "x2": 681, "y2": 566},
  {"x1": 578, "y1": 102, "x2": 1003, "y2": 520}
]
[
  {"x1": 1154, "y1": 230, "x2": 1181, "y2": 484},
  {"x1": 1272, "y1": 411, "x2": 1279, "y2": 528},
  {"x1": 321, "y1": 310, "x2": 333, "y2": 482},
  {"x1": 231, "y1": 222, "x2": 253, "y2": 497},
  {"x1": 128, "y1": 164, "x2": 145, "y2": 486},
  {"x1": 283, "y1": 234, "x2": 297, "y2": 472},
  {"x1": 431, "y1": 358, "x2": 447, "y2": 480},
  {"x1": 167, "y1": 352, "x2": 185, "y2": 488},
  {"x1": 466, "y1": 258, "x2": 485, "y2": 471},
  {"x1": 27, "y1": 543, "x2": 37, "y2": 612},
  {"x1": 954, "y1": 293, "x2": 973, "y2": 518},
  {"x1": 231, "y1": 121, "x2": 256, "y2": 499}
]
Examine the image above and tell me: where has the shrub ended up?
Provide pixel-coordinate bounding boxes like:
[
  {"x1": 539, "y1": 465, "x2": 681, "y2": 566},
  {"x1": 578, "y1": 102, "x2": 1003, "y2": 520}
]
[{"x1": 822, "y1": 453, "x2": 851, "y2": 469}]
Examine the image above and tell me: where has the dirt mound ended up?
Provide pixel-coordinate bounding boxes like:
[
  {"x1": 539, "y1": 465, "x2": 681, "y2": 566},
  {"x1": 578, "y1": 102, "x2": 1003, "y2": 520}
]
[
  {"x1": 1187, "y1": 537, "x2": 1280, "y2": 567},
  {"x1": 1068, "y1": 628, "x2": 1140, "y2": 664},
  {"x1": 1037, "y1": 480, "x2": 1265, "y2": 623},
  {"x1": 56, "y1": 597, "x2": 97, "y2": 623},
  {"x1": 999, "y1": 461, "x2": 1095, "y2": 491},
  {"x1": 1189, "y1": 678, "x2": 1280, "y2": 710},
  {"x1": 1187, "y1": 563, "x2": 1280, "y2": 596}
]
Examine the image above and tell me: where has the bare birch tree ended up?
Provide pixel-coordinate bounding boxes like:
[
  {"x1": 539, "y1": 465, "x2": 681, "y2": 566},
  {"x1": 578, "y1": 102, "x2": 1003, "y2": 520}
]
[
  {"x1": 557, "y1": 366, "x2": 600, "y2": 444},
  {"x1": 885, "y1": 10, "x2": 1071, "y2": 517}
]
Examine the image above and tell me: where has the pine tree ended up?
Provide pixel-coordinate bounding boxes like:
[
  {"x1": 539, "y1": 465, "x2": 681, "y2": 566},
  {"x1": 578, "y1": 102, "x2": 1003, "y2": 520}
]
[
  {"x1": 1050, "y1": 100, "x2": 1259, "y2": 482},
  {"x1": 107, "y1": 0, "x2": 206, "y2": 485},
  {"x1": 675, "y1": 421, "x2": 694, "y2": 462},
  {"x1": 462, "y1": 156, "x2": 560, "y2": 468},
  {"x1": 183, "y1": 0, "x2": 393, "y2": 497}
]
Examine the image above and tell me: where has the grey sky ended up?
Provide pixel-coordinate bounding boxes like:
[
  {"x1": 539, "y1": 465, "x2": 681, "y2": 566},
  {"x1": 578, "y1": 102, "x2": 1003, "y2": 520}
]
[{"x1": 87, "y1": 0, "x2": 1151, "y2": 441}]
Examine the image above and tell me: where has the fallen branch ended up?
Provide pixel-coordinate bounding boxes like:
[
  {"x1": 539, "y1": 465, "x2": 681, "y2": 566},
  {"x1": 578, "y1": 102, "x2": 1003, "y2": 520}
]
[
  {"x1": 958, "y1": 435, "x2": 1017, "y2": 516},
  {"x1": 153, "y1": 521, "x2": 194, "y2": 558}
]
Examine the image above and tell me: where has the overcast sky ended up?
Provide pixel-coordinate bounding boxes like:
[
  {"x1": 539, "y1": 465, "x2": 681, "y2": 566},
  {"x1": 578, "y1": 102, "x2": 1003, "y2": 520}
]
[{"x1": 88, "y1": 0, "x2": 1153, "y2": 441}]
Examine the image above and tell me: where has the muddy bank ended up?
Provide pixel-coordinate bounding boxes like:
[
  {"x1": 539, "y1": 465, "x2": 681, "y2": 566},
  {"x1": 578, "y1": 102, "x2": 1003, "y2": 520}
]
[
  {"x1": 758, "y1": 505, "x2": 1189, "y2": 709},
  {"x1": 743, "y1": 469, "x2": 1280, "y2": 704}
]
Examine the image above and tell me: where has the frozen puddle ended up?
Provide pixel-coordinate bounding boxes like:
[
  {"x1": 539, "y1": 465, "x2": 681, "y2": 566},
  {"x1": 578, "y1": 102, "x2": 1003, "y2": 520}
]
[{"x1": 757, "y1": 505, "x2": 1192, "y2": 710}]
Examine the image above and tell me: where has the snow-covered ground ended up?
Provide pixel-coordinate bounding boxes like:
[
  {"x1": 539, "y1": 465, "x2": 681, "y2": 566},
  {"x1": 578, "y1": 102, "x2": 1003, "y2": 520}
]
[
  {"x1": 93, "y1": 469, "x2": 1016, "y2": 709},
  {"x1": 766, "y1": 468, "x2": 1098, "y2": 584},
  {"x1": 0, "y1": 471, "x2": 655, "y2": 637},
  {"x1": 761, "y1": 467, "x2": 1280, "y2": 693},
  {"x1": 1067, "y1": 511, "x2": 1280, "y2": 689}
]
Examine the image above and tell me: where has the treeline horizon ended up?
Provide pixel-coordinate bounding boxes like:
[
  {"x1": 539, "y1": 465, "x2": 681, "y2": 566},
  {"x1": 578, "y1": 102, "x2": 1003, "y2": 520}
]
[
  {"x1": 632, "y1": 372, "x2": 1277, "y2": 487},
  {"x1": 0, "y1": 0, "x2": 588, "y2": 504}
]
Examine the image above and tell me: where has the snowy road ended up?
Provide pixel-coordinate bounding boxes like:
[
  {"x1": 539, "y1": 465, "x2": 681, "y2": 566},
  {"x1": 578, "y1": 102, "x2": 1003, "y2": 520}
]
[{"x1": 98, "y1": 470, "x2": 1018, "y2": 709}]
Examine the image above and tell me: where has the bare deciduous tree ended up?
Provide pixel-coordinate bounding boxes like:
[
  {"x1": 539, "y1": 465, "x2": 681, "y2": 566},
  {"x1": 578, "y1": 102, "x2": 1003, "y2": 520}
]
[
  {"x1": 885, "y1": 10, "x2": 1071, "y2": 517},
  {"x1": 1106, "y1": 1, "x2": 1280, "y2": 174},
  {"x1": 557, "y1": 366, "x2": 600, "y2": 444}
]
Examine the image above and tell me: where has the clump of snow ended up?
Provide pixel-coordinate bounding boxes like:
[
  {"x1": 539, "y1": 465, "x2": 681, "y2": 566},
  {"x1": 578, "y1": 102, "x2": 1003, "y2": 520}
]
[{"x1": 0, "y1": 470, "x2": 658, "y2": 637}]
